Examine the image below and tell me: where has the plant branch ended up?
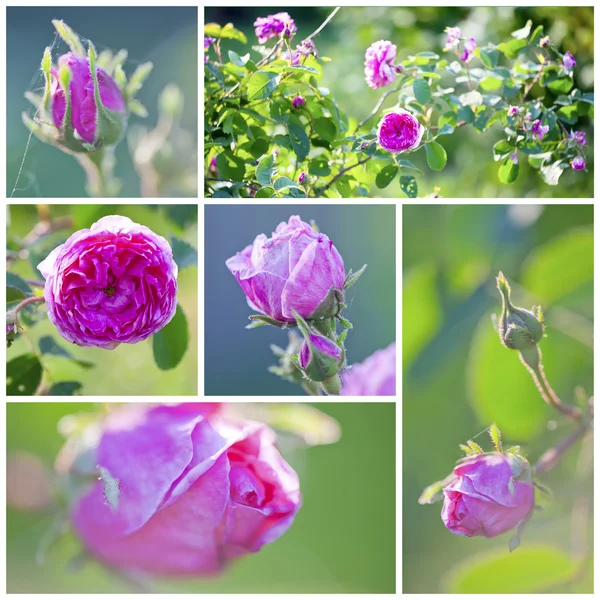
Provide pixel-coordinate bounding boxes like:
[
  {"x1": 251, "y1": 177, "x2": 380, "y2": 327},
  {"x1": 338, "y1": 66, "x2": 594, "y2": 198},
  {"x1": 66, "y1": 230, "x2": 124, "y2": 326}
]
[
  {"x1": 13, "y1": 295, "x2": 45, "y2": 315},
  {"x1": 313, "y1": 156, "x2": 371, "y2": 197},
  {"x1": 357, "y1": 86, "x2": 401, "y2": 130},
  {"x1": 24, "y1": 279, "x2": 45, "y2": 287},
  {"x1": 305, "y1": 7, "x2": 341, "y2": 42},
  {"x1": 534, "y1": 424, "x2": 591, "y2": 475}
]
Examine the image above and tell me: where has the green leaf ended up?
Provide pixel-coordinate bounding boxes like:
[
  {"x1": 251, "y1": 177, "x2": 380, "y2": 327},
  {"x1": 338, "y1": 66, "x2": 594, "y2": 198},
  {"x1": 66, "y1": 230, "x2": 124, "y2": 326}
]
[
  {"x1": 39, "y1": 336, "x2": 94, "y2": 368},
  {"x1": 547, "y1": 77, "x2": 574, "y2": 95},
  {"x1": 7, "y1": 353, "x2": 43, "y2": 395},
  {"x1": 425, "y1": 142, "x2": 447, "y2": 171},
  {"x1": 269, "y1": 101, "x2": 289, "y2": 124},
  {"x1": 7, "y1": 273, "x2": 33, "y2": 299},
  {"x1": 557, "y1": 104, "x2": 578, "y2": 124},
  {"x1": 540, "y1": 160, "x2": 564, "y2": 186},
  {"x1": 436, "y1": 124, "x2": 454, "y2": 137},
  {"x1": 216, "y1": 151, "x2": 246, "y2": 181},
  {"x1": 255, "y1": 187, "x2": 275, "y2": 198},
  {"x1": 314, "y1": 117, "x2": 336, "y2": 143},
  {"x1": 204, "y1": 22, "x2": 247, "y2": 44},
  {"x1": 246, "y1": 71, "x2": 280, "y2": 101},
  {"x1": 511, "y1": 20, "x2": 532, "y2": 40},
  {"x1": 446, "y1": 545, "x2": 580, "y2": 593},
  {"x1": 395, "y1": 158, "x2": 423, "y2": 174},
  {"x1": 273, "y1": 176, "x2": 301, "y2": 191},
  {"x1": 580, "y1": 92, "x2": 594, "y2": 104},
  {"x1": 493, "y1": 139, "x2": 515, "y2": 160},
  {"x1": 413, "y1": 78, "x2": 432, "y2": 104},
  {"x1": 152, "y1": 304, "x2": 188, "y2": 370},
  {"x1": 375, "y1": 165, "x2": 398, "y2": 189},
  {"x1": 497, "y1": 38, "x2": 528, "y2": 60},
  {"x1": 400, "y1": 175, "x2": 419, "y2": 198},
  {"x1": 49, "y1": 381, "x2": 83, "y2": 396},
  {"x1": 489, "y1": 423, "x2": 502, "y2": 452},
  {"x1": 498, "y1": 158, "x2": 519, "y2": 184},
  {"x1": 480, "y1": 76, "x2": 503, "y2": 91},
  {"x1": 228, "y1": 50, "x2": 250, "y2": 67},
  {"x1": 529, "y1": 25, "x2": 544, "y2": 46},
  {"x1": 309, "y1": 156, "x2": 331, "y2": 177},
  {"x1": 288, "y1": 122, "x2": 310, "y2": 162},
  {"x1": 457, "y1": 106, "x2": 475, "y2": 123},
  {"x1": 480, "y1": 48, "x2": 499, "y2": 69},
  {"x1": 256, "y1": 154, "x2": 275, "y2": 186},
  {"x1": 169, "y1": 236, "x2": 197, "y2": 270}
]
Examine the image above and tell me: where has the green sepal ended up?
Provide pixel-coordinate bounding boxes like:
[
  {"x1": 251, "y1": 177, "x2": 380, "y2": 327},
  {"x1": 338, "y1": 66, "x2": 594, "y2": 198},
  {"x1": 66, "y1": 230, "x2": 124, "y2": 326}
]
[
  {"x1": 52, "y1": 19, "x2": 86, "y2": 56},
  {"x1": 418, "y1": 473, "x2": 456, "y2": 504},
  {"x1": 343, "y1": 264, "x2": 368, "y2": 290},
  {"x1": 247, "y1": 314, "x2": 291, "y2": 329},
  {"x1": 489, "y1": 423, "x2": 503, "y2": 452},
  {"x1": 467, "y1": 440, "x2": 484, "y2": 454},
  {"x1": 126, "y1": 62, "x2": 153, "y2": 98},
  {"x1": 41, "y1": 46, "x2": 53, "y2": 111},
  {"x1": 308, "y1": 286, "x2": 345, "y2": 321},
  {"x1": 320, "y1": 372, "x2": 341, "y2": 395}
]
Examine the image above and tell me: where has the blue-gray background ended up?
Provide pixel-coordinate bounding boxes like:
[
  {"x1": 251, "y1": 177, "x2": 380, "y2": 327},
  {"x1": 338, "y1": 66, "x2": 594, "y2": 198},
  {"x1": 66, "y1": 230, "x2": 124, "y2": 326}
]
[
  {"x1": 7, "y1": 6, "x2": 198, "y2": 197},
  {"x1": 205, "y1": 205, "x2": 396, "y2": 396}
]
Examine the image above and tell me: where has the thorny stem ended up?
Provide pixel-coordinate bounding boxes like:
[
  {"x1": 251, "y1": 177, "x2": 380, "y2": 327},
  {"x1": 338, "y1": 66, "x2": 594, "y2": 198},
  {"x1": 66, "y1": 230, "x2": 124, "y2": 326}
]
[{"x1": 313, "y1": 156, "x2": 371, "y2": 197}]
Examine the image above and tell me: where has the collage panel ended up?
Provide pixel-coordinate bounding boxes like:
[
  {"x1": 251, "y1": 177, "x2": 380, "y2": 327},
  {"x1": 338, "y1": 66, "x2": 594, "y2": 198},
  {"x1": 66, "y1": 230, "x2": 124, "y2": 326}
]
[
  {"x1": 6, "y1": 204, "x2": 198, "y2": 396},
  {"x1": 204, "y1": 6, "x2": 592, "y2": 199},
  {"x1": 7, "y1": 401, "x2": 396, "y2": 593},
  {"x1": 204, "y1": 204, "x2": 396, "y2": 396},
  {"x1": 403, "y1": 204, "x2": 593, "y2": 593},
  {"x1": 7, "y1": 6, "x2": 198, "y2": 198}
]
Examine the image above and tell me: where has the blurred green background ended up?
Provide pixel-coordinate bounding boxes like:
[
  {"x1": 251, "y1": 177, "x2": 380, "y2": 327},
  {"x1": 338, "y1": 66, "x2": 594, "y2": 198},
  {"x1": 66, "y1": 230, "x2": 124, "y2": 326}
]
[
  {"x1": 7, "y1": 204, "x2": 198, "y2": 395},
  {"x1": 403, "y1": 204, "x2": 593, "y2": 593},
  {"x1": 7, "y1": 6, "x2": 198, "y2": 197},
  {"x1": 7, "y1": 402, "x2": 396, "y2": 593},
  {"x1": 206, "y1": 6, "x2": 594, "y2": 198},
  {"x1": 204, "y1": 204, "x2": 396, "y2": 395}
]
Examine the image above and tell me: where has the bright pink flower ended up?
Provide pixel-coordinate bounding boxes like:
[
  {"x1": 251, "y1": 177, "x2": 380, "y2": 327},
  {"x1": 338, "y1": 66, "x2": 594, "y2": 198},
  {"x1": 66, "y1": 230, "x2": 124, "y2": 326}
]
[
  {"x1": 226, "y1": 216, "x2": 345, "y2": 323},
  {"x1": 377, "y1": 111, "x2": 424, "y2": 153},
  {"x1": 51, "y1": 52, "x2": 126, "y2": 145},
  {"x1": 508, "y1": 106, "x2": 518, "y2": 117},
  {"x1": 444, "y1": 26, "x2": 462, "y2": 50},
  {"x1": 568, "y1": 130, "x2": 587, "y2": 146},
  {"x1": 530, "y1": 119, "x2": 549, "y2": 141},
  {"x1": 460, "y1": 37, "x2": 477, "y2": 62},
  {"x1": 341, "y1": 342, "x2": 396, "y2": 396},
  {"x1": 38, "y1": 216, "x2": 177, "y2": 350},
  {"x1": 253, "y1": 12, "x2": 297, "y2": 44},
  {"x1": 364, "y1": 40, "x2": 398, "y2": 89},
  {"x1": 298, "y1": 171, "x2": 307, "y2": 184},
  {"x1": 299, "y1": 332, "x2": 342, "y2": 371},
  {"x1": 71, "y1": 404, "x2": 301, "y2": 575},
  {"x1": 572, "y1": 156, "x2": 586, "y2": 170},
  {"x1": 442, "y1": 453, "x2": 534, "y2": 538},
  {"x1": 292, "y1": 95, "x2": 306, "y2": 109},
  {"x1": 563, "y1": 51, "x2": 576, "y2": 70}
]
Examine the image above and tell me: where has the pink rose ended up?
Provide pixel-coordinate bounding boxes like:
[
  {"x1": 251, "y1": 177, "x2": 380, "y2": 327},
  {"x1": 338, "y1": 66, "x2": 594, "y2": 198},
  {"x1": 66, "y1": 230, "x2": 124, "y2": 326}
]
[
  {"x1": 226, "y1": 215, "x2": 345, "y2": 323},
  {"x1": 442, "y1": 453, "x2": 534, "y2": 538},
  {"x1": 364, "y1": 40, "x2": 398, "y2": 89},
  {"x1": 71, "y1": 404, "x2": 301, "y2": 575},
  {"x1": 38, "y1": 215, "x2": 177, "y2": 350},
  {"x1": 377, "y1": 111, "x2": 424, "y2": 154},
  {"x1": 341, "y1": 342, "x2": 396, "y2": 396}
]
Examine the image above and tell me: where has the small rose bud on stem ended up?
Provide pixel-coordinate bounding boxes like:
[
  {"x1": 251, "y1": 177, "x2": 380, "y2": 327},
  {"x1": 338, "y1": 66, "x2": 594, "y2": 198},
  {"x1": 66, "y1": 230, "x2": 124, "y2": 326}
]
[{"x1": 496, "y1": 272, "x2": 582, "y2": 422}]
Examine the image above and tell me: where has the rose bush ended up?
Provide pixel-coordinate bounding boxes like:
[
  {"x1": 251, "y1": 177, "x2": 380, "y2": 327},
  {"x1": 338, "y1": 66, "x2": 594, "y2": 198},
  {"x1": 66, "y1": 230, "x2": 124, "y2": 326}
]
[
  {"x1": 38, "y1": 215, "x2": 178, "y2": 350},
  {"x1": 65, "y1": 404, "x2": 301, "y2": 575}
]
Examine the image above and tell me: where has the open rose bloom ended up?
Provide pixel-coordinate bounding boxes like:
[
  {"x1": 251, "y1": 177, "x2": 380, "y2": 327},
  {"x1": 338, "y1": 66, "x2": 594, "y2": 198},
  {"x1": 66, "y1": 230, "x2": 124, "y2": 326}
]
[
  {"x1": 442, "y1": 453, "x2": 534, "y2": 538},
  {"x1": 226, "y1": 216, "x2": 345, "y2": 323},
  {"x1": 377, "y1": 111, "x2": 424, "y2": 153},
  {"x1": 364, "y1": 40, "x2": 398, "y2": 89},
  {"x1": 38, "y1": 216, "x2": 177, "y2": 349},
  {"x1": 70, "y1": 404, "x2": 301, "y2": 575}
]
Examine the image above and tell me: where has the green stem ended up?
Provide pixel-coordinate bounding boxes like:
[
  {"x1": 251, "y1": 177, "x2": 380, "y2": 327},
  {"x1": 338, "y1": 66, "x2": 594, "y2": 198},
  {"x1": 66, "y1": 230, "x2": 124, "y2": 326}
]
[{"x1": 534, "y1": 423, "x2": 591, "y2": 475}]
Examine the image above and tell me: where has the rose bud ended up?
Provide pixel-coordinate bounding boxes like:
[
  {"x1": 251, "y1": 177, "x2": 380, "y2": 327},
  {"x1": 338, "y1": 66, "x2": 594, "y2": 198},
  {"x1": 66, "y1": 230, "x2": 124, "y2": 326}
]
[
  {"x1": 442, "y1": 452, "x2": 534, "y2": 538},
  {"x1": 298, "y1": 171, "x2": 307, "y2": 184},
  {"x1": 496, "y1": 272, "x2": 544, "y2": 351},
  {"x1": 292, "y1": 94, "x2": 306, "y2": 109},
  {"x1": 377, "y1": 111, "x2": 424, "y2": 154},
  {"x1": 340, "y1": 342, "x2": 396, "y2": 396},
  {"x1": 226, "y1": 215, "x2": 346, "y2": 324},
  {"x1": 38, "y1": 216, "x2": 178, "y2": 349},
  {"x1": 364, "y1": 40, "x2": 398, "y2": 89},
  {"x1": 50, "y1": 49, "x2": 126, "y2": 151},
  {"x1": 69, "y1": 404, "x2": 301, "y2": 575},
  {"x1": 572, "y1": 156, "x2": 586, "y2": 171}
]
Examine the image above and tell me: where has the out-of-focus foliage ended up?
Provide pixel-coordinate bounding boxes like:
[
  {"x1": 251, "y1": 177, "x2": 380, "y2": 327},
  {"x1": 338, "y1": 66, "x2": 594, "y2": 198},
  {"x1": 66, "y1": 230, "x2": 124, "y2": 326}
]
[
  {"x1": 6, "y1": 204, "x2": 198, "y2": 395},
  {"x1": 204, "y1": 204, "x2": 396, "y2": 395},
  {"x1": 6, "y1": 402, "x2": 396, "y2": 593},
  {"x1": 206, "y1": 6, "x2": 593, "y2": 198},
  {"x1": 403, "y1": 204, "x2": 593, "y2": 592}
]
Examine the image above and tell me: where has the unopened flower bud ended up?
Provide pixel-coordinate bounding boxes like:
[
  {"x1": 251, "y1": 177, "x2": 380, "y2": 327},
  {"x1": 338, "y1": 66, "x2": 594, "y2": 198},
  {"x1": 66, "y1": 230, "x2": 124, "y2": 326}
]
[
  {"x1": 298, "y1": 171, "x2": 307, "y2": 184},
  {"x1": 572, "y1": 156, "x2": 586, "y2": 171},
  {"x1": 298, "y1": 332, "x2": 343, "y2": 382},
  {"x1": 496, "y1": 272, "x2": 544, "y2": 350}
]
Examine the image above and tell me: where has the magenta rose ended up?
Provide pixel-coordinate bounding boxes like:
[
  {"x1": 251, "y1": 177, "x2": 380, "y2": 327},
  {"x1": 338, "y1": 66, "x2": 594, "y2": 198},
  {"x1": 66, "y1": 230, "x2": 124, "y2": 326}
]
[
  {"x1": 71, "y1": 404, "x2": 301, "y2": 575},
  {"x1": 377, "y1": 111, "x2": 424, "y2": 153},
  {"x1": 38, "y1": 215, "x2": 177, "y2": 350},
  {"x1": 51, "y1": 52, "x2": 126, "y2": 146},
  {"x1": 254, "y1": 12, "x2": 297, "y2": 44},
  {"x1": 364, "y1": 40, "x2": 398, "y2": 89},
  {"x1": 572, "y1": 157, "x2": 586, "y2": 171},
  {"x1": 341, "y1": 342, "x2": 396, "y2": 396},
  {"x1": 442, "y1": 453, "x2": 534, "y2": 538},
  {"x1": 226, "y1": 215, "x2": 345, "y2": 323}
]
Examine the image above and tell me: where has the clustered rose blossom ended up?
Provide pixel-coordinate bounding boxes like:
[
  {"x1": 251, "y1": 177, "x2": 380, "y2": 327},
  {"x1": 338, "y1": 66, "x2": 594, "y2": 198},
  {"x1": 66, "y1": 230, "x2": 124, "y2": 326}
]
[
  {"x1": 364, "y1": 40, "x2": 398, "y2": 89},
  {"x1": 572, "y1": 156, "x2": 586, "y2": 171},
  {"x1": 204, "y1": 36, "x2": 215, "y2": 63},
  {"x1": 71, "y1": 404, "x2": 301, "y2": 575},
  {"x1": 292, "y1": 94, "x2": 306, "y2": 109},
  {"x1": 341, "y1": 342, "x2": 396, "y2": 396},
  {"x1": 254, "y1": 12, "x2": 297, "y2": 44},
  {"x1": 563, "y1": 51, "x2": 576, "y2": 70},
  {"x1": 38, "y1": 216, "x2": 178, "y2": 350},
  {"x1": 377, "y1": 111, "x2": 424, "y2": 154},
  {"x1": 226, "y1": 216, "x2": 345, "y2": 323},
  {"x1": 442, "y1": 453, "x2": 534, "y2": 538},
  {"x1": 568, "y1": 130, "x2": 587, "y2": 146},
  {"x1": 51, "y1": 52, "x2": 126, "y2": 145},
  {"x1": 460, "y1": 37, "x2": 477, "y2": 62},
  {"x1": 530, "y1": 119, "x2": 549, "y2": 141}
]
